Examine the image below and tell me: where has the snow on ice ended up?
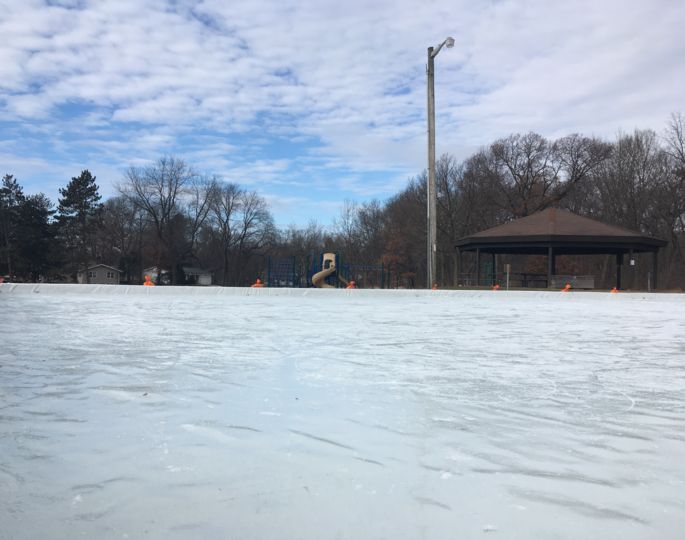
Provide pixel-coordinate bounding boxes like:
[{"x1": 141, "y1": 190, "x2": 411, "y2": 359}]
[{"x1": 1, "y1": 284, "x2": 684, "y2": 539}]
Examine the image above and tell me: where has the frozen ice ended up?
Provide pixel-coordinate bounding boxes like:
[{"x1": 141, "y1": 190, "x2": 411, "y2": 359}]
[{"x1": 1, "y1": 284, "x2": 684, "y2": 539}]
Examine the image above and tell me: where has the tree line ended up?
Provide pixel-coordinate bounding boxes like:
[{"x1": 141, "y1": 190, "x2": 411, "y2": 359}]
[{"x1": 1, "y1": 114, "x2": 684, "y2": 289}]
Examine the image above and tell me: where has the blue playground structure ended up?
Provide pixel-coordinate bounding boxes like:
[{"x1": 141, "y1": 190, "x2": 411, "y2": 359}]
[{"x1": 266, "y1": 253, "x2": 388, "y2": 288}]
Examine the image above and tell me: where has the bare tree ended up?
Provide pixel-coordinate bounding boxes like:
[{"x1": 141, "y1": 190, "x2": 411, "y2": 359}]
[
  {"x1": 204, "y1": 184, "x2": 274, "y2": 286},
  {"x1": 658, "y1": 114, "x2": 685, "y2": 285},
  {"x1": 458, "y1": 151, "x2": 507, "y2": 233},
  {"x1": 233, "y1": 190, "x2": 274, "y2": 284},
  {"x1": 664, "y1": 113, "x2": 685, "y2": 235},
  {"x1": 435, "y1": 154, "x2": 461, "y2": 241},
  {"x1": 664, "y1": 113, "x2": 685, "y2": 165},
  {"x1": 556, "y1": 134, "x2": 612, "y2": 206},
  {"x1": 96, "y1": 196, "x2": 149, "y2": 282},
  {"x1": 333, "y1": 200, "x2": 360, "y2": 259},
  {"x1": 488, "y1": 132, "x2": 561, "y2": 217},
  {"x1": 208, "y1": 182, "x2": 242, "y2": 286},
  {"x1": 356, "y1": 200, "x2": 384, "y2": 264},
  {"x1": 593, "y1": 130, "x2": 665, "y2": 231},
  {"x1": 184, "y1": 175, "x2": 218, "y2": 260},
  {"x1": 119, "y1": 156, "x2": 213, "y2": 284},
  {"x1": 281, "y1": 221, "x2": 325, "y2": 256},
  {"x1": 381, "y1": 178, "x2": 425, "y2": 287}
]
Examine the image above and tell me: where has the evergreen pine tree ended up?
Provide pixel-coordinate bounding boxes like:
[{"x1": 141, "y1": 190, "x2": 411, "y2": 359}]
[
  {"x1": 0, "y1": 174, "x2": 25, "y2": 278},
  {"x1": 16, "y1": 194, "x2": 55, "y2": 282},
  {"x1": 57, "y1": 170, "x2": 103, "y2": 280}
]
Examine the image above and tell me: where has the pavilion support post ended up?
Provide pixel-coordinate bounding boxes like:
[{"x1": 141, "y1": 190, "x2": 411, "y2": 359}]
[
  {"x1": 455, "y1": 248, "x2": 464, "y2": 287},
  {"x1": 628, "y1": 249, "x2": 634, "y2": 290},
  {"x1": 476, "y1": 249, "x2": 480, "y2": 287},
  {"x1": 616, "y1": 253, "x2": 623, "y2": 290},
  {"x1": 454, "y1": 250, "x2": 460, "y2": 287},
  {"x1": 652, "y1": 250, "x2": 658, "y2": 290},
  {"x1": 547, "y1": 246, "x2": 554, "y2": 288},
  {"x1": 491, "y1": 253, "x2": 496, "y2": 286}
]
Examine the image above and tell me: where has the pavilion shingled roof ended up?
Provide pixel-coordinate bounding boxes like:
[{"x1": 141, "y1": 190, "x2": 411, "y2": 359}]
[{"x1": 471, "y1": 208, "x2": 646, "y2": 239}]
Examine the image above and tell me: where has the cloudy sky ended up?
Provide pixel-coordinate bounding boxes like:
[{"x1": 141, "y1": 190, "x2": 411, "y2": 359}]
[{"x1": 1, "y1": 0, "x2": 684, "y2": 226}]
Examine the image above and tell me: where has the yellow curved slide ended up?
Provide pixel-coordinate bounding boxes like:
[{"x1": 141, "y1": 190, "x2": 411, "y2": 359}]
[
  {"x1": 311, "y1": 265, "x2": 337, "y2": 288},
  {"x1": 312, "y1": 252, "x2": 337, "y2": 288}
]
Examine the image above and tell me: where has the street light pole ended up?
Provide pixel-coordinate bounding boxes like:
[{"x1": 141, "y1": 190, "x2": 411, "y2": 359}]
[{"x1": 426, "y1": 37, "x2": 454, "y2": 289}]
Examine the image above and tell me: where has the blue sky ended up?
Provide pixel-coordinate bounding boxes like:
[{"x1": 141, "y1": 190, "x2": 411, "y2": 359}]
[{"x1": 1, "y1": 0, "x2": 684, "y2": 227}]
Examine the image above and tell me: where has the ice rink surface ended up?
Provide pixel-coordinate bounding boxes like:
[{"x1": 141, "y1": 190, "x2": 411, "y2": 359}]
[{"x1": 1, "y1": 284, "x2": 684, "y2": 539}]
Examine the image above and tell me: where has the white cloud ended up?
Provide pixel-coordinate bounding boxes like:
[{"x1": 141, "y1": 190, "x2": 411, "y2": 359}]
[{"x1": 1, "y1": 0, "x2": 683, "y2": 224}]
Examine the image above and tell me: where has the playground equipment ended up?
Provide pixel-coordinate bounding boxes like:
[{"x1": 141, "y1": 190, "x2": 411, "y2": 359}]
[
  {"x1": 312, "y1": 253, "x2": 347, "y2": 288},
  {"x1": 265, "y1": 252, "x2": 388, "y2": 288},
  {"x1": 267, "y1": 257, "x2": 300, "y2": 287}
]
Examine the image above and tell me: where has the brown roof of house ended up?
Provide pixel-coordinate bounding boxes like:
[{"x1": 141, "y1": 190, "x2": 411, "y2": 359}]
[{"x1": 455, "y1": 208, "x2": 667, "y2": 251}]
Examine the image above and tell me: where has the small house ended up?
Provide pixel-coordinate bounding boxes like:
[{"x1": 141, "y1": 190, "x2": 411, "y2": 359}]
[
  {"x1": 182, "y1": 266, "x2": 213, "y2": 286},
  {"x1": 77, "y1": 264, "x2": 121, "y2": 285}
]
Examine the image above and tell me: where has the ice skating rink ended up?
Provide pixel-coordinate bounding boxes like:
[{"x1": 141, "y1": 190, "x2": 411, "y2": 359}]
[{"x1": 1, "y1": 284, "x2": 684, "y2": 539}]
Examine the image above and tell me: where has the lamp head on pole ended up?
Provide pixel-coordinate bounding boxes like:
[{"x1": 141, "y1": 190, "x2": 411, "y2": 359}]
[{"x1": 431, "y1": 36, "x2": 455, "y2": 58}]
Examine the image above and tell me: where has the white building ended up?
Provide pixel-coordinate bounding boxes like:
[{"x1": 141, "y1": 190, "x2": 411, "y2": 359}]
[
  {"x1": 77, "y1": 264, "x2": 121, "y2": 285},
  {"x1": 182, "y1": 266, "x2": 213, "y2": 286}
]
